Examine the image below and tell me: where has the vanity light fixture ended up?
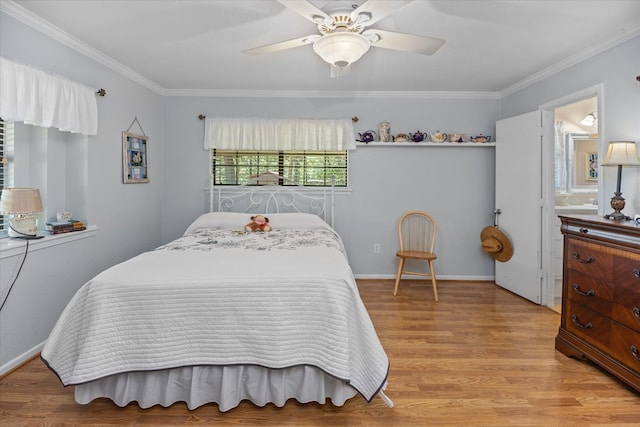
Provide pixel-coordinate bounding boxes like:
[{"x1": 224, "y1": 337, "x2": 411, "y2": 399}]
[
  {"x1": 580, "y1": 112, "x2": 597, "y2": 127},
  {"x1": 601, "y1": 140, "x2": 640, "y2": 221},
  {"x1": 0, "y1": 188, "x2": 44, "y2": 238}
]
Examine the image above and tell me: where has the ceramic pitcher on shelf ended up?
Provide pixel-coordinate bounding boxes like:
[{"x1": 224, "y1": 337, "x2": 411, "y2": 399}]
[{"x1": 379, "y1": 121, "x2": 391, "y2": 142}]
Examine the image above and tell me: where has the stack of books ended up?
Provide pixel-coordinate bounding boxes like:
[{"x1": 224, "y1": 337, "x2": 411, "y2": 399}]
[{"x1": 45, "y1": 220, "x2": 86, "y2": 234}]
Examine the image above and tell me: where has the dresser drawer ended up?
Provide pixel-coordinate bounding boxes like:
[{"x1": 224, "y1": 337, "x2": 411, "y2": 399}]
[
  {"x1": 565, "y1": 300, "x2": 611, "y2": 352},
  {"x1": 565, "y1": 269, "x2": 612, "y2": 315},
  {"x1": 611, "y1": 253, "x2": 640, "y2": 331},
  {"x1": 612, "y1": 304, "x2": 640, "y2": 333},
  {"x1": 611, "y1": 322, "x2": 640, "y2": 372},
  {"x1": 565, "y1": 238, "x2": 614, "y2": 282}
]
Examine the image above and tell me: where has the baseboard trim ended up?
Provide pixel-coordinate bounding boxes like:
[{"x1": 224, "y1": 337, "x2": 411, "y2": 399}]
[
  {"x1": 354, "y1": 274, "x2": 495, "y2": 281},
  {"x1": 0, "y1": 341, "x2": 44, "y2": 378}
]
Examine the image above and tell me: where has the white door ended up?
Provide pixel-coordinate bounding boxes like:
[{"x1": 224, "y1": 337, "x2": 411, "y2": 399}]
[{"x1": 495, "y1": 111, "x2": 542, "y2": 304}]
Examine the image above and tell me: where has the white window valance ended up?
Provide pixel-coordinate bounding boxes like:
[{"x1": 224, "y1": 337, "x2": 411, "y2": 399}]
[
  {"x1": 0, "y1": 57, "x2": 98, "y2": 136},
  {"x1": 204, "y1": 117, "x2": 356, "y2": 151}
]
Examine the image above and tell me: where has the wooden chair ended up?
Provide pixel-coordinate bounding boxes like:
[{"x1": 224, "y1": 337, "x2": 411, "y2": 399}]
[{"x1": 393, "y1": 211, "x2": 438, "y2": 301}]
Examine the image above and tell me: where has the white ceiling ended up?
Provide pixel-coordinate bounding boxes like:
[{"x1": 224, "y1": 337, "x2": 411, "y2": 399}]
[{"x1": 5, "y1": 0, "x2": 640, "y2": 95}]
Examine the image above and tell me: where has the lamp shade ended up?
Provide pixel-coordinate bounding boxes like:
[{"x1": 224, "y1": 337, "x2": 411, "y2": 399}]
[
  {"x1": 601, "y1": 141, "x2": 640, "y2": 166},
  {"x1": 313, "y1": 32, "x2": 371, "y2": 68},
  {"x1": 0, "y1": 188, "x2": 44, "y2": 215}
]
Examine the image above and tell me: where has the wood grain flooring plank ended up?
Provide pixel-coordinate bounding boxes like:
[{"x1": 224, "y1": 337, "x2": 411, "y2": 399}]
[{"x1": 1, "y1": 280, "x2": 638, "y2": 426}]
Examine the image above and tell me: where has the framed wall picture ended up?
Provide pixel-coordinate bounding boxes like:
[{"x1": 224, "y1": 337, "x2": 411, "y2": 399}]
[
  {"x1": 122, "y1": 131, "x2": 149, "y2": 183},
  {"x1": 586, "y1": 152, "x2": 598, "y2": 181}
]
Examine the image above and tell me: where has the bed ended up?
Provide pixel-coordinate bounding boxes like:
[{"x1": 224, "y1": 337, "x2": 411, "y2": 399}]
[{"x1": 41, "y1": 184, "x2": 391, "y2": 411}]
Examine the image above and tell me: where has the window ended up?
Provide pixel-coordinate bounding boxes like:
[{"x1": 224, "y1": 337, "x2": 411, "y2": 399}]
[
  {"x1": 0, "y1": 122, "x2": 89, "y2": 239},
  {"x1": 212, "y1": 150, "x2": 348, "y2": 187},
  {"x1": 0, "y1": 118, "x2": 14, "y2": 234}
]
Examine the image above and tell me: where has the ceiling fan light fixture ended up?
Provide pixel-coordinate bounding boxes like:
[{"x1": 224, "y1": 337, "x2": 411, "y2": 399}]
[{"x1": 313, "y1": 32, "x2": 371, "y2": 69}]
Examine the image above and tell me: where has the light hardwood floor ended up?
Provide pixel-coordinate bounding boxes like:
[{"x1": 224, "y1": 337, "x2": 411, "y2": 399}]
[{"x1": 1, "y1": 280, "x2": 638, "y2": 426}]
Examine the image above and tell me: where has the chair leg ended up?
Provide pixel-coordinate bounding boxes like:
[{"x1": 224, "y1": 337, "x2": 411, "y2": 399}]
[
  {"x1": 393, "y1": 258, "x2": 405, "y2": 296},
  {"x1": 429, "y1": 260, "x2": 438, "y2": 302}
]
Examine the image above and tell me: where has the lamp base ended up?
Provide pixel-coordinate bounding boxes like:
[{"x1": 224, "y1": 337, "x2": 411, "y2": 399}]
[
  {"x1": 604, "y1": 212, "x2": 632, "y2": 221},
  {"x1": 603, "y1": 192, "x2": 631, "y2": 221},
  {"x1": 8, "y1": 215, "x2": 40, "y2": 238}
]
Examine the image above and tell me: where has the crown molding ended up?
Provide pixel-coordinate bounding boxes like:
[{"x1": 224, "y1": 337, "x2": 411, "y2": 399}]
[
  {"x1": 0, "y1": 1, "x2": 501, "y2": 100},
  {"x1": 1, "y1": 0, "x2": 164, "y2": 95},
  {"x1": 501, "y1": 25, "x2": 640, "y2": 97},
  {"x1": 162, "y1": 89, "x2": 501, "y2": 99},
  {"x1": 3, "y1": 0, "x2": 638, "y2": 100}
]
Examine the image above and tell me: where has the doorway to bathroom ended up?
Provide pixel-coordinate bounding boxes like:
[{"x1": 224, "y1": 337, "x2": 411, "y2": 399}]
[{"x1": 540, "y1": 86, "x2": 602, "y2": 313}]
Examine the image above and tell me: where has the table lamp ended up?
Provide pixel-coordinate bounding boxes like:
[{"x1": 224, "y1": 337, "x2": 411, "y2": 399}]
[
  {"x1": 0, "y1": 188, "x2": 44, "y2": 238},
  {"x1": 601, "y1": 141, "x2": 640, "y2": 220}
]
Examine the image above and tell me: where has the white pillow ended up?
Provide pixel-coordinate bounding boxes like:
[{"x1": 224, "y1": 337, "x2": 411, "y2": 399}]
[
  {"x1": 266, "y1": 213, "x2": 328, "y2": 229},
  {"x1": 183, "y1": 212, "x2": 248, "y2": 235},
  {"x1": 184, "y1": 212, "x2": 329, "y2": 235}
]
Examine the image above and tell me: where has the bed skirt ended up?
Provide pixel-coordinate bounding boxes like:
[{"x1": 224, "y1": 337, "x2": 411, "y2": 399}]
[{"x1": 75, "y1": 364, "x2": 360, "y2": 412}]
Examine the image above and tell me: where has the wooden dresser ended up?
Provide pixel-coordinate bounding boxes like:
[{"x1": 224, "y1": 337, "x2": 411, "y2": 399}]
[{"x1": 555, "y1": 215, "x2": 640, "y2": 392}]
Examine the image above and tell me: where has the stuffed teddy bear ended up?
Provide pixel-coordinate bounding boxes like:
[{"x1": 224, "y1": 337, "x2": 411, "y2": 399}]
[{"x1": 245, "y1": 215, "x2": 272, "y2": 232}]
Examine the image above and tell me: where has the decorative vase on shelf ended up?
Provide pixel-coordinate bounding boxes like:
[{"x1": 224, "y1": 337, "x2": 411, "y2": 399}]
[{"x1": 379, "y1": 121, "x2": 391, "y2": 142}]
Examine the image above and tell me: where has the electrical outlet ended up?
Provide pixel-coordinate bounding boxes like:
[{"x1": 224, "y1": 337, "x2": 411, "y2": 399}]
[{"x1": 373, "y1": 243, "x2": 380, "y2": 253}]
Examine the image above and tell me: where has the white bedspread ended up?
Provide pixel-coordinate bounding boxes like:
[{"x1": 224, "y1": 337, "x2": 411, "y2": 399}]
[{"x1": 41, "y1": 226, "x2": 389, "y2": 402}]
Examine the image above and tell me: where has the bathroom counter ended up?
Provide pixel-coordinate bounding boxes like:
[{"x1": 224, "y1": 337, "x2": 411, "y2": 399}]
[{"x1": 555, "y1": 205, "x2": 598, "y2": 215}]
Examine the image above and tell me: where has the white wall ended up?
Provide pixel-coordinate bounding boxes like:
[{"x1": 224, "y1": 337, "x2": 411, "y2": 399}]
[
  {"x1": 161, "y1": 96, "x2": 499, "y2": 278},
  {"x1": 0, "y1": 12, "x2": 164, "y2": 373},
  {"x1": 500, "y1": 36, "x2": 640, "y2": 215},
  {"x1": 3, "y1": 9, "x2": 636, "y2": 377}
]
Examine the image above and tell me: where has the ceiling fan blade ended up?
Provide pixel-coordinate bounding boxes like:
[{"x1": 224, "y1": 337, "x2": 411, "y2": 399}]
[
  {"x1": 242, "y1": 35, "x2": 320, "y2": 56},
  {"x1": 276, "y1": 0, "x2": 332, "y2": 25},
  {"x1": 363, "y1": 29, "x2": 445, "y2": 55},
  {"x1": 351, "y1": 0, "x2": 412, "y2": 27}
]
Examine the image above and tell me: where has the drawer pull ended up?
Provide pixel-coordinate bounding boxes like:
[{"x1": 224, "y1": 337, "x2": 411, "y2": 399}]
[
  {"x1": 634, "y1": 268, "x2": 640, "y2": 280},
  {"x1": 632, "y1": 345, "x2": 639, "y2": 361},
  {"x1": 634, "y1": 307, "x2": 640, "y2": 319},
  {"x1": 579, "y1": 227, "x2": 589, "y2": 234},
  {"x1": 572, "y1": 252, "x2": 595, "y2": 264},
  {"x1": 572, "y1": 283, "x2": 595, "y2": 297},
  {"x1": 570, "y1": 314, "x2": 593, "y2": 329}
]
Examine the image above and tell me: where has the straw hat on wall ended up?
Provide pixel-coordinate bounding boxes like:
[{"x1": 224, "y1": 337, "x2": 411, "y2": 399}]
[{"x1": 480, "y1": 226, "x2": 514, "y2": 262}]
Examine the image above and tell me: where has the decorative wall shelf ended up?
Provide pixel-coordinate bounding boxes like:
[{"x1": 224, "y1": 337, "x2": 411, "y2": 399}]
[{"x1": 356, "y1": 141, "x2": 496, "y2": 147}]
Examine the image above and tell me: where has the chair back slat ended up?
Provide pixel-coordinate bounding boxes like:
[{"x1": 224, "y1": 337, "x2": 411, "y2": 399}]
[{"x1": 398, "y1": 211, "x2": 436, "y2": 253}]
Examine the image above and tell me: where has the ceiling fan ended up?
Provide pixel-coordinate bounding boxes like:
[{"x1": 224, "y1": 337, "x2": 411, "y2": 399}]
[{"x1": 243, "y1": 0, "x2": 445, "y2": 77}]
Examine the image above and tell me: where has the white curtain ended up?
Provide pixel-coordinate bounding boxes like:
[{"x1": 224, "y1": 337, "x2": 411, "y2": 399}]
[
  {"x1": 204, "y1": 117, "x2": 356, "y2": 151},
  {"x1": 0, "y1": 57, "x2": 98, "y2": 136},
  {"x1": 554, "y1": 121, "x2": 566, "y2": 191}
]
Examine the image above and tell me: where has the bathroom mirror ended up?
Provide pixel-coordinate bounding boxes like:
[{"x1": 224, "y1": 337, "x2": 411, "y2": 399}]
[{"x1": 565, "y1": 132, "x2": 598, "y2": 193}]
